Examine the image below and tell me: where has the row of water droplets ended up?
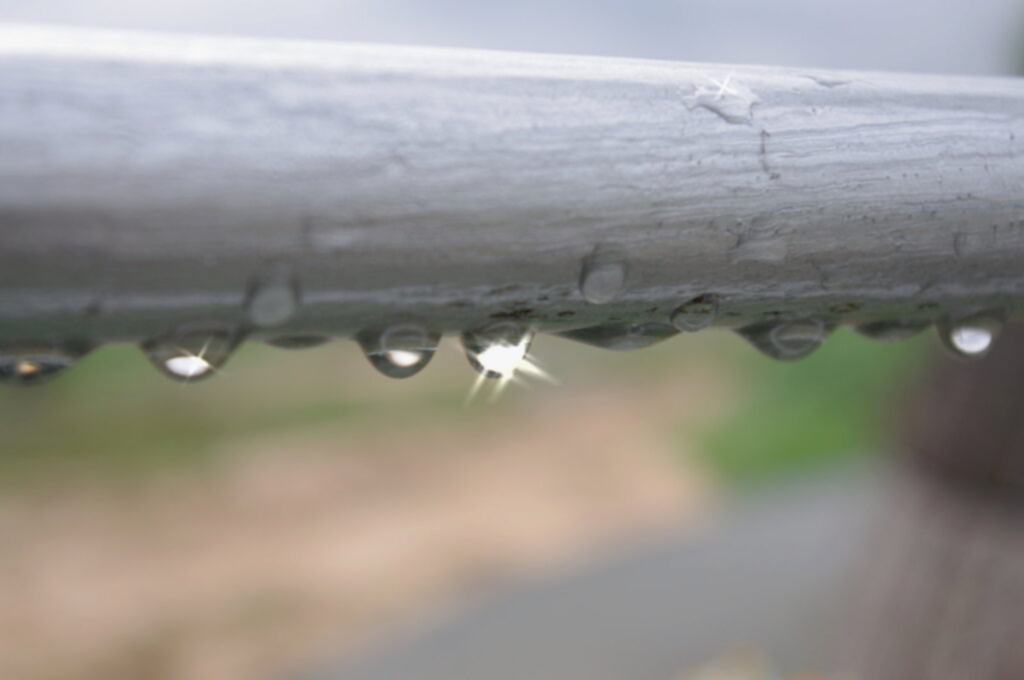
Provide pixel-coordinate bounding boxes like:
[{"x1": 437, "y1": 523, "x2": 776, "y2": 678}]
[
  {"x1": 0, "y1": 270, "x2": 539, "y2": 388},
  {"x1": 0, "y1": 262, "x2": 1009, "y2": 387},
  {"x1": 577, "y1": 257, "x2": 1006, "y2": 360}
]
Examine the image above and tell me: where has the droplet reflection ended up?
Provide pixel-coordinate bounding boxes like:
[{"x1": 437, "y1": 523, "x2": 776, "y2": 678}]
[
  {"x1": 0, "y1": 342, "x2": 88, "y2": 386},
  {"x1": 671, "y1": 295, "x2": 719, "y2": 332},
  {"x1": 558, "y1": 322, "x2": 677, "y2": 351},
  {"x1": 358, "y1": 325, "x2": 439, "y2": 379},
  {"x1": 142, "y1": 326, "x2": 239, "y2": 383},
  {"x1": 855, "y1": 319, "x2": 930, "y2": 343},
  {"x1": 938, "y1": 312, "x2": 1005, "y2": 359},
  {"x1": 737, "y1": 319, "x2": 831, "y2": 361},
  {"x1": 385, "y1": 350, "x2": 425, "y2": 368},
  {"x1": 164, "y1": 354, "x2": 214, "y2": 380}
]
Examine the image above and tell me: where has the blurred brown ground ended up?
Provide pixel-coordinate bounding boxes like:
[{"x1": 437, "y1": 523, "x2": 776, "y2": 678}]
[{"x1": 0, "y1": 337, "x2": 725, "y2": 680}]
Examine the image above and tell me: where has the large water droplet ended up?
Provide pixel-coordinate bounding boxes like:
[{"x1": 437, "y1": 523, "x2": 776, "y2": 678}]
[
  {"x1": 684, "y1": 73, "x2": 759, "y2": 125},
  {"x1": 265, "y1": 335, "x2": 331, "y2": 350},
  {"x1": 671, "y1": 295, "x2": 719, "y2": 332},
  {"x1": 358, "y1": 324, "x2": 440, "y2": 379},
  {"x1": 579, "y1": 256, "x2": 626, "y2": 305},
  {"x1": 247, "y1": 266, "x2": 299, "y2": 327},
  {"x1": 729, "y1": 234, "x2": 787, "y2": 263},
  {"x1": 462, "y1": 322, "x2": 533, "y2": 379},
  {"x1": 142, "y1": 326, "x2": 239, "y2": 382},
  {"x1": 938, "y1": 312, "x2": 1005, "y2": 359},
  {"x1": 855, "y1": 319, "x2": 930, "y2": 342},
  {"x1": 558, "y1": 322, "x2": 678, "y2": 351},
  {"x1": 0, "y1": 343, "x2": 87, "y2": 386},
  {"x1": 737, "y1": 319, "x2": 831, "y2": 361}
]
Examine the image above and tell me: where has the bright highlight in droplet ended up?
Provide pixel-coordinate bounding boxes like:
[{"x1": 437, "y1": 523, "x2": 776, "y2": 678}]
[
  {"x1": 949, "y1": 326, "x2": 993, "y2": 356},
  {"x1": 474, "y1": 338, "x2": 530, "y2": 379},
  {"x1": 384, "y1": 349, "x2": 423, "y2": 368},
  {"x1": 164, "y1": 354, "x2": 213, "y2": 379},
  {"x1": 466, "y1": 335, "x2": 556, "y2": 404},
  {"x1": 15, "y1": 360, "x2": 40, "y2": 377}
]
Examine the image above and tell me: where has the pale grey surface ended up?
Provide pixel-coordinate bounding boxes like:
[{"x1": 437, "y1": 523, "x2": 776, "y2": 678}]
[
  {"x1": 305, "y1": 471, "x2": 875, "y2": 680},
  {"x1": 1, "y1": 24, "x2": 1022, "y2": 347}
]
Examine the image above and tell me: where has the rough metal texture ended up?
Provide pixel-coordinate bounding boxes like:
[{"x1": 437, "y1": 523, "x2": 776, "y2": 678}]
[{"x1": 1, "y1": 24, "x2": 1022, "y2": 347}]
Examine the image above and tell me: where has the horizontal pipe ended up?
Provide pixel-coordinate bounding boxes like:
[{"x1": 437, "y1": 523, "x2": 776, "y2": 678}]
[{"x1": 0, "y1": 23, "x2": 1023, "y2": 351}]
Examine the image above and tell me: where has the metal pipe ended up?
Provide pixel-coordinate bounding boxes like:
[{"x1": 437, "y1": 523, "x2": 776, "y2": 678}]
[{"x1": 1, "y1": 24, "x2": 1022, "y2": 355}]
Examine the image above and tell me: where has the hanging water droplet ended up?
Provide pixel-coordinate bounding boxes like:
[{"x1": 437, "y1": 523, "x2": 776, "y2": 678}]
[
  {"x1": 938, "y1": 312, "x2": 1005, "y2": 359},
  {"x1": 358, "y1": 324, "x2": 440, "y2": 379},
  {"x1": 579, "y1": 256, "x2": 626, "y2": 305},
  {"x1": 0, "y1": 342, "x2": 88, "y2": 386},
  {"x1": 246, "y1": 266, "x2": 299, "y2": 327},
  {"x1": 671, "y1": 295, "x2": 719, "y2": 332},
  {"x1": 461, "y1": 322, "x2": 533, "y2": 379},
  {"x1": 558, "y1": 322, "x2": 678, "y2": 351},
  {"x1": 737, "y1": 319, "x2": 831, "y2": 361},
  {"x1": 265, "y1": 335, "x2": 331, "y2": 350},
  {"x1": 855, "y1": 319, "x2": 931, "y2": 342},
  {"x1": 142, "y1": 325, "x2": 239, "y2": 383}
]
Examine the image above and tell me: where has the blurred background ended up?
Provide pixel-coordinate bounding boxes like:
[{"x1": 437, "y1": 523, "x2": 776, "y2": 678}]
[{"x1": 1, "y1": 2, "x2": 1023, "y2": 679}]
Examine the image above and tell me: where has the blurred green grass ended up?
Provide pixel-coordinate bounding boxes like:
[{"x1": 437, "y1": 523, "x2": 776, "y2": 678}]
[
  {"x1": 0, "y1": 341, "x2": 473, "y2": 485},
  {"x1": 693, "y1": 328, "x2": 929, "y2": 487},
  {"x1": 0, "y1": 327, "x2": 931, "y2": 490}
]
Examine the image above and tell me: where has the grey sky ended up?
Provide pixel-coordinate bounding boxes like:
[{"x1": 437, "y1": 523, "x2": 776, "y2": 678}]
[{"x1": 0, "y1": 0, "x2": 1021, "y2": 74}]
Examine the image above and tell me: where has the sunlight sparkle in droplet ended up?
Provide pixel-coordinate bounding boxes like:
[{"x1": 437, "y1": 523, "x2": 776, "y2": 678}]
[
  {"x1": 474, "y1": 338, "x2": 530, "y2": 378},
  {"x1": 465, "y1": 336, "x2": 556, "y2": 404}
]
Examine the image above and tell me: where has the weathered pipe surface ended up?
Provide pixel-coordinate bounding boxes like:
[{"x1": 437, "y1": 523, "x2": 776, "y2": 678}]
[{"x1": 0, "y1": 23, "x2": 1023, "y2": 346}]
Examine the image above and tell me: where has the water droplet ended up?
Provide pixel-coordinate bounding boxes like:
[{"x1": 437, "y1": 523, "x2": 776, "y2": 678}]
[
  {"x1": 855, "y1": 319, "x2": 930, "y2": 342},
  {"x1": 0, "y1": 343, "x2": 87, "y2": 386},
  {"x1": 938, "y1": 312, "x2": 1005, "y2": 359},
  {"x1": 804, "y1": 74, "x2": 852, "y2": 89},
  {"x1": 142, "y1": 326, "x2": 238, "y2": 382},
  {"x1": 952, "y1": 230, "x2": 997, "y2": 258},
  {"x1": 579, "y1": 258, "x2": 626, "y2": 305},
  {"x1": 558, "y1": 322, "x2": 678, "y2": 351},
  {"x1": 671, "y1": 295, "x2": 719, "y2": 332},
  {"x1": 265, "y1": 335, "x2": 331, "y2": 350},
  {"x1": 358, "y1": 324, "x2": 440, "y2": 379},
  {"x1": 247, "y1": 266, "x2": 299, "y2": 327},
  {"x1": 461, "y1": 322, "x2": 533, "y2": 379},
  {"x1": 684, "y1": 73, "x2": 759, "y2": 125},
  {"x1": 737, "y1": 319, "x2": 831, "y2": 361},
  {"x1": 729, "y1": 234, "x2": 787, "y2": 263}
]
